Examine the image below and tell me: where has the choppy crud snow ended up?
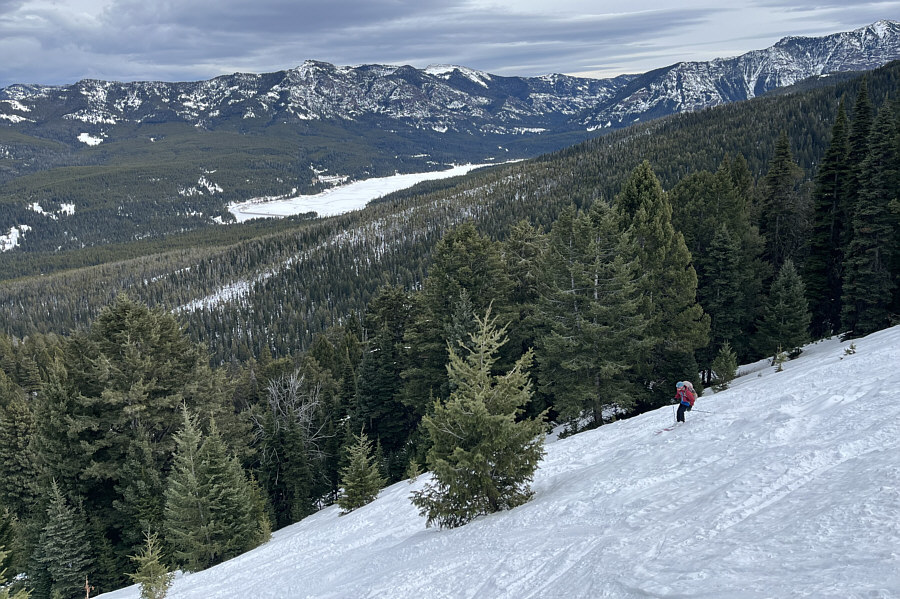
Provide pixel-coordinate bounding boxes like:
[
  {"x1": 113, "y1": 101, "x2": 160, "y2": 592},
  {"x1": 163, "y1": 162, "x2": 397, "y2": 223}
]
[
  {"x1": 227, "y1": 163, "x2": 492, "y2": 222},
  {"x1": 99, "y1": 327, "x2": 900, "y2": 599}
]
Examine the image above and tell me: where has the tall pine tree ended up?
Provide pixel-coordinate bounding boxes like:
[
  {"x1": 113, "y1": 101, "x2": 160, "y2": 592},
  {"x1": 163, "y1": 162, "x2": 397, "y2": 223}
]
[
  {"x1": 701, "y1": 224, "x2": 746, "y2": 378},
  {"x1": 0, "y1": 379, "x2": 37, "y2": 520},
  {"x1": 535, "y1": 202, "x2": 646, "y2": 429},
  {"x1": 34, "y1": 482, "x2": 92, "y2": 599},
  {"x1": 163, "y1": 405, "x2": 208, "y2": 573},
  {"x1": 805, "y1": 100, "x2": 852, "y2": 337},
  {"x1": 615, "y1": 162, "x2": 709, "y2": 409},
  {"x1": 841, "y1": 105, "x2": 899, "y2": 337},
  {"x1": 401, "y1": 223, "x2": 512, "y2": 416},
  {"x1": 354, "y1": 285, "x2": 416, "y2": 482},
  {"x1": 759, "y1": 132, "x2": 809, "y2": 270}
]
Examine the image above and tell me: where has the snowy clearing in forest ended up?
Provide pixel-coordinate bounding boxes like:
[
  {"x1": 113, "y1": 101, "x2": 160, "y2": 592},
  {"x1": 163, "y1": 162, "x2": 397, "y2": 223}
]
[
  {"x1": 99, "y1": 326, "x2": 900, "y2": 599},
  {"x1": 227, "y1": 163, "x2": 494, "y2": 222}
]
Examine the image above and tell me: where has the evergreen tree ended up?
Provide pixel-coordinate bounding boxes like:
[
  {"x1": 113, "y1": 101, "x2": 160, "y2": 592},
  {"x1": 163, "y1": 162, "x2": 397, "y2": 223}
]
[
  {"x1": 615, "y1": 162, "x2": 709, "y2": 409},
  {"x1": 534, "y1": 202, "x2": 646, "y2": 429},
  {"x1": 354, "y1": 285, "x2": 416, "y2": 482},
  {"x1": 700, "y1": 224, "x2": 745, "y2": 378},
  {"x1": 127, "y1": 531, "x2": 174, "y2": 599},
  {"x1": 401, "y1": 223, "x2": 513, "y2": 418},
  {"x1": 34, "y1": 482, "x2": 92, "y2": 599},
  {"x1": 502, "y1": 220, "x2": 546, "y2": 358},
  {"x1": 16, "y1": 357, "x2": 41, "y2": 397},
  {"x1": 841, "y1": 105, "x2": 899, "y2": 337},
  {"x1": 759, "y1": 132, "x2": 809, "y2": 269},
  {"x1": 112, "y1": 427, "x2": 164, "y2": 554},
  {"x1": 756, "y1": 260, "x2": 811, "y2": 357},
  {"x1": 197, "y1": 419, "x2": 264, "y2": 564},
  {"x1": 31, "y1": 360, "x2": 83, "y2": 504},
  {"x1": 805, "y1": 100, "x2": 852, "y2": 337},
  {"x1": 671, "y1": 159, "x2": 765, "y2": 365},
  {"x1": 846, "y1": 78, "x2": 875, "y2": 215},
  {"x1": 246, "y1": 475, "x2": 272, "y2": 545},
  {"x1": 337, "y1": 431, "x2": 386, "y2": 513},
  {"x1": 0, "y1": 384, "x2": 37, "y2": 519},
  {"x1": 31, "y1": 296, "x2": 242, "y2": 583},
  {"x1": 163, "y1": 405, "x2": 208, "y2": 573},
  {"x1": 308, "y1": 334, "x2": 337, "y2": 380},
  {"x1": 411, "y1": 309, "x2": 545, "y2": 529},
  {"x1": 0, "y1": 509, "x2": 17, "y2": 582},
  {"x1": 0, "y1": 544, "x2": 29, "y2": 599},
  {"x1": 711, "y1": 342, "x2": 738, "y2": 392}
]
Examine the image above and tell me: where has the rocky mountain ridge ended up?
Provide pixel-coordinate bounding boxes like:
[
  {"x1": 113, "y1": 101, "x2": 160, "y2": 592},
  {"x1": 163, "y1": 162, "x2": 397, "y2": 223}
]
[
  {"x1": 585, "y1": 19, "x2": 900, "y2": 128},
  {"x1": 2, "y1": 20, "x2": 899, "y2": 137}
]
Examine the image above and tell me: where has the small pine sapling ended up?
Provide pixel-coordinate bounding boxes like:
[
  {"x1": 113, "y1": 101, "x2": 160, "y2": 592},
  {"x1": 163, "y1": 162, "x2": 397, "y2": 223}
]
[
  {"x1": 405, "y1": 459, "x2": 422, "y2": 484},
  {"x1": 773, "y1": 346, "x2": 787, "y2": 372},
  {"x1": 128, "y1": 531, "x2": 174, "y2": 599},
  {"x1": 844, "y1": 342, "x2": 857, "y2": 356},
  {"x1": 337, "y1": 431, "x2": 386, "y2": 513},
  {"x1": 711, "y1": 342, "x2": 738, "y2": 391}
]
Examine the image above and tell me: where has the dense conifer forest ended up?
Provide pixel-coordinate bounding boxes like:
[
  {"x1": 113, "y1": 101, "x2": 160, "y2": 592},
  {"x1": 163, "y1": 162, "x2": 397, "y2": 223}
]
[{"x1": 0, "y1": 63, "x2": 897, "y2": 597}]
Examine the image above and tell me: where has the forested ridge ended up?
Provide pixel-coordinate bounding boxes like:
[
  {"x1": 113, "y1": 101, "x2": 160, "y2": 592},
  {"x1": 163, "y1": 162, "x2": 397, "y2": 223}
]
[
  {"x1": 0, "y1": 62, "x2": 898, "y2": 598},
  {"x1": 1, "y1": 61, "x2": 898, "y2": 358}
]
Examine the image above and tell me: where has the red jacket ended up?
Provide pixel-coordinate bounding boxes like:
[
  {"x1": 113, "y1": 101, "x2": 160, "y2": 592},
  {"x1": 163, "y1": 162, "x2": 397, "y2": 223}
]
[{"x1": 676, "y1": 386, "x2": 696, "y2": 407}]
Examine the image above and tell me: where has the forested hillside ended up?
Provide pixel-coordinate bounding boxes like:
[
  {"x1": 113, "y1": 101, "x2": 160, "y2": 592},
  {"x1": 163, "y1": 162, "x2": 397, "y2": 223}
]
[
  {"x1": 1, "y1": 61, "x2": 897, "y2": 358},
  {"x1": 2, "y1": 21, "x2": 898, "y2": 256},
  {"x1": 0, "y1": 61, "x2": 898, "y2": 599}
]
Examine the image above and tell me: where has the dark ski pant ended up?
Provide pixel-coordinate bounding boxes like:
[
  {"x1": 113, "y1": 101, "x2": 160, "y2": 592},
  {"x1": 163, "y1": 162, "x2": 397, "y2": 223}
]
[{"x1": 677, "y1": 403, "x2": 690, "y2": 422}]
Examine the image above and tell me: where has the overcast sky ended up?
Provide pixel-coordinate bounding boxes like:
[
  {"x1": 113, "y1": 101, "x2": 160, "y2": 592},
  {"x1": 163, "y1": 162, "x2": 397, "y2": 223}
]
[{"x1": 1, "y1": 1, "x2": 898, "y2": 87}]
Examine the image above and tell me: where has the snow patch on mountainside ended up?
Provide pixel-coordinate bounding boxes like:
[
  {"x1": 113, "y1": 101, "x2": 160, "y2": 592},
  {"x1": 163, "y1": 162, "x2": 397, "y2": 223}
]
[
  {"x1": 99, "y1": 326, "x2": 900, "y2": 599},
  {"x1": 77, "y1": 132, "x2": 104, "y2": 145},
  {"x1": 0, "y1": 224, "x2": 31, "y2": 251}
]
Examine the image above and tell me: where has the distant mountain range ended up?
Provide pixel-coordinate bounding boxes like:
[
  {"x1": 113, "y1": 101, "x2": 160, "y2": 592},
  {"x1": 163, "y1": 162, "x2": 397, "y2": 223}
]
[
  {"x1": 0, "y1": 19, "x2": 898, "y2": 253},
  {"x1": 3, "y1": 20, "x2": 898, "y2": 136}
]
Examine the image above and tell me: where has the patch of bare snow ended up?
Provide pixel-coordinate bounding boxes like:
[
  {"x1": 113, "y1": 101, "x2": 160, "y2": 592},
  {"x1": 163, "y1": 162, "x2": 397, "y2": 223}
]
[
  {"x1": 0, "y1": 225, "x2": 31, "y2": 251},
  {"x1": 77, "y1": 132, "x2": 104, "y2": 146},
  {"x1": 227, "y1": 163, "x2": 494, "y2": 222}
]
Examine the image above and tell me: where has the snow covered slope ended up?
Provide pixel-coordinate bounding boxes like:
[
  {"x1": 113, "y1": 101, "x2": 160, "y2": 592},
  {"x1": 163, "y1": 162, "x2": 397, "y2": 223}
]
[{"x1": 99, "y1": 327, "x2": 900, "y2": 598}]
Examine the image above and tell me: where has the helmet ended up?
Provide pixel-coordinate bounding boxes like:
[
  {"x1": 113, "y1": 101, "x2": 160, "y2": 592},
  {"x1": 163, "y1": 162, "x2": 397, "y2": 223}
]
[{"x1": 675, "y1": 381, "x2": 685, "y2": 389}]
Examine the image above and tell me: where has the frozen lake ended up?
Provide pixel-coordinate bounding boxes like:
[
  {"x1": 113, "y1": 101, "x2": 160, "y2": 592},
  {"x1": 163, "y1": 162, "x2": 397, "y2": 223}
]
[{"x1": 227, "y1": 163, "x2": 494, "y2": 222}]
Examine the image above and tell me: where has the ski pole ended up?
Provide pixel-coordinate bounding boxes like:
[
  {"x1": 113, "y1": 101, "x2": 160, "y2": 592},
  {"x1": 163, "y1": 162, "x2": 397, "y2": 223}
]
[{"x1": 691, "y1": 409, "x2": 714, "y2": 414}]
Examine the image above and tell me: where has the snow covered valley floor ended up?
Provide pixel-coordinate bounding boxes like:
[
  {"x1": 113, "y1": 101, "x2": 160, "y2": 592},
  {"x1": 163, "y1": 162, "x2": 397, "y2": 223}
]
[
  {"x1": 100, "y1": 327, "x2": 900, "y2": 598},
  {"x1": 226, "y1": 163, "x2": 496, "y2": 222}
]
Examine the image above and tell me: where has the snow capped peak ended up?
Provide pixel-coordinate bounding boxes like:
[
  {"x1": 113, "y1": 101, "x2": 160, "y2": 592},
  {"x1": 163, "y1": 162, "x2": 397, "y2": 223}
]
[
  {"x1": 3, "y1": 21, "x2": 899, "y2": 138},
  {"x1": 425, "y1": 64, "x2": 492, "y2": 87},
  {"x1": 861, "y1": 19, "x2": 899, "y2": 37}
]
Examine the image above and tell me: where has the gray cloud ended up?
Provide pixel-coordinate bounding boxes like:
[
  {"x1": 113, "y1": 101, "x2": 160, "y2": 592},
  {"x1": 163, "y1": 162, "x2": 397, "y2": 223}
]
[{"x1": 0, "y1": 1, "x2": 898, "y2": 87}]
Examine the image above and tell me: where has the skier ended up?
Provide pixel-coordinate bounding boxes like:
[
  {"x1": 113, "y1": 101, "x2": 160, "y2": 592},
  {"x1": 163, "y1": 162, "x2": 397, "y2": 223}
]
[{"x1": 674, "y1": 380, "x2": 696, "y2": 423}]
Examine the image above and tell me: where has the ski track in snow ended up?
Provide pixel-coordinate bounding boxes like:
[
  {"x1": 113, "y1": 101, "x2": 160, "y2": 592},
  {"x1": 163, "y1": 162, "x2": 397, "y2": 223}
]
[{"x1": 98, "y1": 327, "x2": 900, "y2": 599}]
